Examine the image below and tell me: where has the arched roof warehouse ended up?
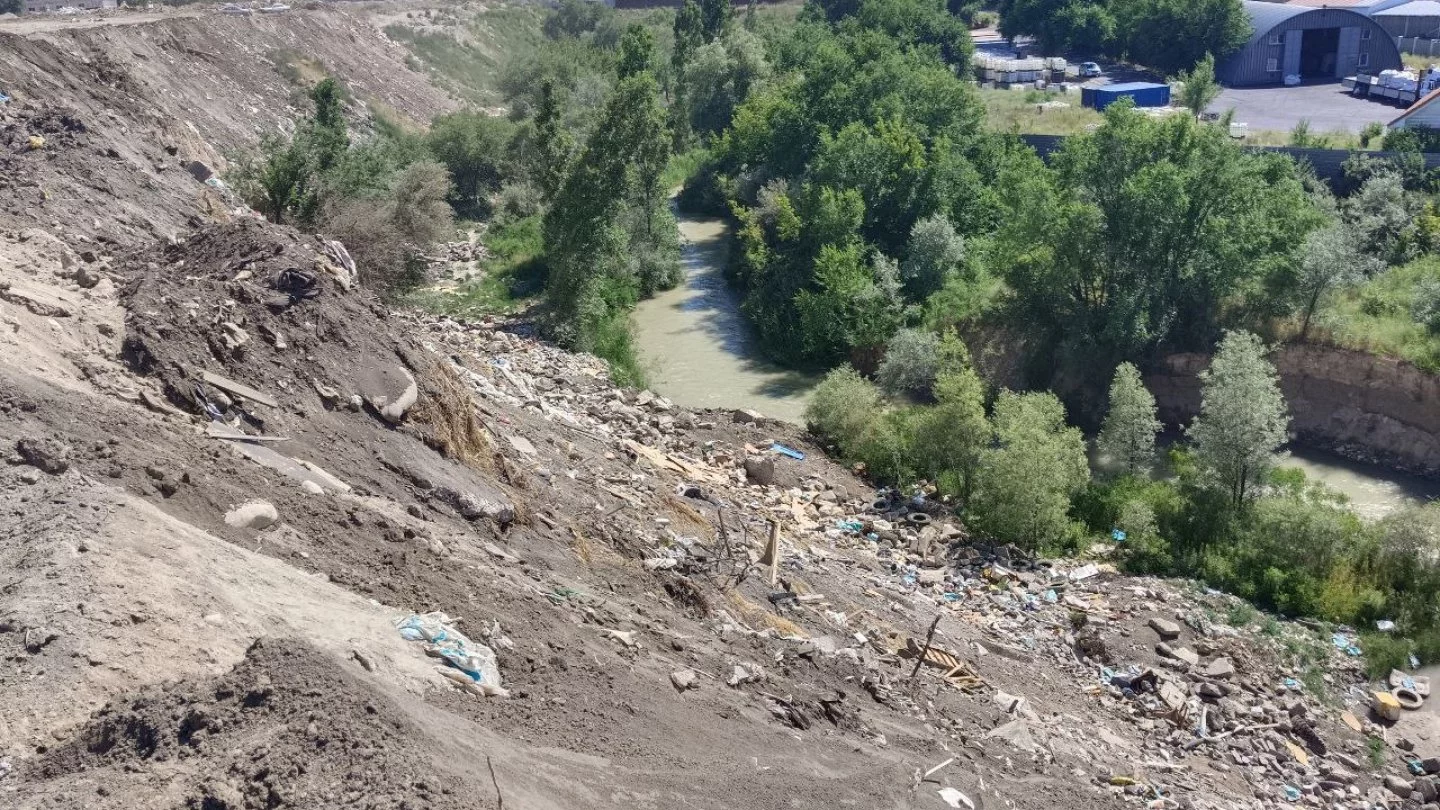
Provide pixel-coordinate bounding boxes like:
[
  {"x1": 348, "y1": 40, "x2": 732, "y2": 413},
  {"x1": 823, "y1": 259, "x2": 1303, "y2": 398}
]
[{"x1": 1220, "y1": 1, "x2": 1402, "y2": 86}]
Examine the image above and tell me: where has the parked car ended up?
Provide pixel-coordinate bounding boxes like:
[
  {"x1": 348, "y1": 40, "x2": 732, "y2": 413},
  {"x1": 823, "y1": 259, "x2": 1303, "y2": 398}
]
[{"x1": 1079, "y1": 62, "x2": 1103, "y2": 78}]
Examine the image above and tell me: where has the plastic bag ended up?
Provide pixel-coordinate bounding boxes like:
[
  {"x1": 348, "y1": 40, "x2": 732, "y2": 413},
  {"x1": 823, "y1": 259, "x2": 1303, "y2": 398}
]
[{"x1": 397, "y1": 612, "x2": 505, "y2": 696}]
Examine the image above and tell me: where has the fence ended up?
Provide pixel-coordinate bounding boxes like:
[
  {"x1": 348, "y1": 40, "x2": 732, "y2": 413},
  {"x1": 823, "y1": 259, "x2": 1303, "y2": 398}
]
[{"x1": 1399, "y1": 36, "x2": 1440, "y2": 57}]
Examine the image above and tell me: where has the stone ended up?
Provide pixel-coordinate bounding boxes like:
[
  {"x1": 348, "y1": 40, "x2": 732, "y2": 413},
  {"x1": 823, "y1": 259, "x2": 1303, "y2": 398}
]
[
  {"x1": 1197, "y1": 682, "x2": 1228, "y2": 700},
  {"x1": 1203, "y1": 657, "x2": 1235, "y2": 679},
  {"x1": 15, "y1": 437, "x2": 70, "y2": 475},
  {"x1": 731, "y1": 408, "x2": 764, "y2": 424},
  {"x1": 668, "y1": 665, "x2": 696, "y2": 691},
  {"x1": 224, "y1": 501, "x2": 279, "y2": 530},
  {"x1": 1418, "y1": 777, "x2": 1438, "y2": 803},
  {"x1": 1384, "y1": 776, "x2": 1414, "y2": 797},
  {"x1": 744, "y1": 456, "x2": 776, "y2": 486},
  {"x1": 1157, "y1": 643, "x2": 1200, "y2": 666},
  {"x1": 1422, "y1": 757, "x2": 1440, "y2": 775},
  {"x1": 1148, "y1": 617, "x2": 1182, "y2": 640}
]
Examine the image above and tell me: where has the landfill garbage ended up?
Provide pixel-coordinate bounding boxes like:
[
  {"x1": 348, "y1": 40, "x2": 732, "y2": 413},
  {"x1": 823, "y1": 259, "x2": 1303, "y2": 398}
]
[
  {"x1": 397, "y1": 612, "x2": 507, "y2": 697},
  {"x1": 1110, "y1": 528, "x2": 1127, "y2": 542},
  {"x1": 1282, "y1": 784, "x2": 1301, "y2": 802},
  {"x1": 0, "y1": 92, "x2": 10, "y2": 104},
  {"x1": 27, "y1": 135, "x2": 44, "y2": 151},
  {"x1": 1377, "y1": 619, "x2": 1397, "y2": 632},
  {"x1": 771, "y1": 442, "x2": 805, "y2": 460},
  {"x1": 1068, "y1": 563, "x2": 1099, "y2": 581},
  {"x1": 937, "y1": 787, "x2": 974, "y2": 809},
  {"x1": 1331, "y1": 632, "x2": 1361, "y2": 656}
]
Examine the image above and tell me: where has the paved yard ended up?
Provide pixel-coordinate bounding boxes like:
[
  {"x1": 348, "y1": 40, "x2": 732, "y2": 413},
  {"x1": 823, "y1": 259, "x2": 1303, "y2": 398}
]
[{"x1": 1209, "y1": 83, "x2": 1397, "y2": 134}]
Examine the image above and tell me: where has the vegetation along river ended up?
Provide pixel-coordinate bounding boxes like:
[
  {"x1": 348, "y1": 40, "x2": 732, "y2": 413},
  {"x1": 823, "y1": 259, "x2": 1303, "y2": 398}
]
[{"x1": 632, "y1": 213, "x2": 1440, "y2": 518}]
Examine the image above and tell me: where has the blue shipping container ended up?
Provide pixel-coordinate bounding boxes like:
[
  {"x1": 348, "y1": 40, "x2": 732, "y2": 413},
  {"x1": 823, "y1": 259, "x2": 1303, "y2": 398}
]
[{"x1": 1083, "y1": 82, "x2": 1172, "y2": 111}]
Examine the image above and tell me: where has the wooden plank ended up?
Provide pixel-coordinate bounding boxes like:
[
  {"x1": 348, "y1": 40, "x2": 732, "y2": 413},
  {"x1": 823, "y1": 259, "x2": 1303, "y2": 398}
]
[
  {"x1": 202, "y1": 371, "x2": 279, "y2": 409},
  {"x1": 205, "y1": 422, "x2": 289, "y2": 442}
]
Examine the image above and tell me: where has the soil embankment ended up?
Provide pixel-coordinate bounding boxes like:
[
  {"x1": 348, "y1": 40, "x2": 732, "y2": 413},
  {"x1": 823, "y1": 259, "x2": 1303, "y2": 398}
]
[{"x1": 1148, "y1": 344, "x2": 1440, "y2": 477}]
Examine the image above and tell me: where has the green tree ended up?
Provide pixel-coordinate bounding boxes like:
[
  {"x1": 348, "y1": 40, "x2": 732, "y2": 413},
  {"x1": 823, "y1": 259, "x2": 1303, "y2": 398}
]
[
  {"x1": 1116, "y1": 0, "x2": 1250, "y2": 75},
  {"x1": 994, "y1": 103, "x2": 1321, "y2": 365},
  {"x1": 1174, "y1": 52, "x2": 1220, "y2": 119},
  {"x1": 701, "y1": 0, "x2": 732, "y2": 42},
  {"x1": 1098, "y1": 362, "x2": 1161, "y2": 476},
  {"x1": 970, "y1": 391, "x2": 1090, "y2": 550},
  {"x1": 1291, "y1": 223, "x2": 1376, "y2": 338},
  {"x1": 913, "y1": 355, "x2": 989, "y2": 498},
  {"x1": 618, "y1": 24, "x2": 657, "y2": 79},
  {"x1": 876, "y1": 328, "x2": 940, "y2": 398},
  {"x1": 230, "y1": 78, "x2": 350, "y2": 226},
  {"x1": 901, "y1": 213, "x2": 964, "y2": 301},
  {"x1": 673, "y1": 0, "x2": 705, "y2": 77},
  {"x1": 543, "y1": 73, "x2": 674, "y2": 349},
  {"x1": 426, "y1": 111, "x2": 515, "y2": 218},
  {"x1": 1186, "y1": 331, "x2": 1290, "y2": 508},
  {"x1": 1344, "y1": 171, "x2": 1417, "y2": 267},
  {"x1": 533, "y1": 80, "x2": 575, "y2": 203}
]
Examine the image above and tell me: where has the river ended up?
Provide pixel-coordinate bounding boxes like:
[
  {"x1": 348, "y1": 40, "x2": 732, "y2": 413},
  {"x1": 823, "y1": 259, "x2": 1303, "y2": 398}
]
[
  {"x1": 632, "y1": 213, "x2": 818, "y2": 424},
  {"x1": 632, "y1": 212, "x2": 1439, "y2": 518}
]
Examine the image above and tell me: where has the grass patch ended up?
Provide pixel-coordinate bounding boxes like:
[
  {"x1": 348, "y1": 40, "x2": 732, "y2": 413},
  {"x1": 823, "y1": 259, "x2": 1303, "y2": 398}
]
[
  {"x1": 1225, "y1": 600, "x2": 1258, "y2": 627},
  {"x1": 1311, "y1": 256, "x2": 1440, "y2": 372},
  {"x1": 980, "y1": 88, "x2": 1105, "y2": 136},
  {"x1": 408, "y1": 214, "x2": 546, "y2": 318},
  {"x1": 385, "y1": 4, "x2": 549, "y2": 105},
  {"x1": 592, "y1": 311, "x2": 648, "y2": 389},
  {"x1": 663, "y1": 145, "x2": 711, "y2": 192},
  {"x1": 1368, "y1": 735, "x2": 1388, "y2": 768}
]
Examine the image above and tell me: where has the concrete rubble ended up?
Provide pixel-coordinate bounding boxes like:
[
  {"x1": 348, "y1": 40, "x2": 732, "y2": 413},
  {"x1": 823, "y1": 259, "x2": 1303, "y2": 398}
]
[{"x1": 401, "y1": 311, "x2": 1440, "y2": 810}]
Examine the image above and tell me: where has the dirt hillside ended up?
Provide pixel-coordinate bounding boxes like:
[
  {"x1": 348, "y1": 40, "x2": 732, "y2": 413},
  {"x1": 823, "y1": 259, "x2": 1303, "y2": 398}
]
[{"x1": 2, "y1": 7, "x2": 1439, "y2": 810}]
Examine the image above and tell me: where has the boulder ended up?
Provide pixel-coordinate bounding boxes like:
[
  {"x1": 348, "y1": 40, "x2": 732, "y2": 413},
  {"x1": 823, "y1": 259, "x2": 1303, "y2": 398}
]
[
  {"x1": 224, "y1": 501, "x2": 279, "y2": 530},
  {"x1": 744, "y1": 456, "x2": 776, "y2": 486},
  {"x1": 16, "y1": 437, "x2": 71, "y2": 475}
]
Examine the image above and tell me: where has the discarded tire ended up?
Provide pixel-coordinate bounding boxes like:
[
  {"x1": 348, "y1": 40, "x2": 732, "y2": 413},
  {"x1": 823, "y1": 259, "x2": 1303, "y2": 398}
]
[
  {"x1": 1395, "y1": 687, "x2": 1425, "y2": 711},
  {"x1": 907, "y1": 512, "x2": 931, "y2": 526}
]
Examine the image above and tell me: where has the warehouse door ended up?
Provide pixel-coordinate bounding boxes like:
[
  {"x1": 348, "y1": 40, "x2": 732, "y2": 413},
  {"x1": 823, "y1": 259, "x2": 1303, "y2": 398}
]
[{"x1": 1301, "y1": 27, "x2": 1341, "y2": 77}]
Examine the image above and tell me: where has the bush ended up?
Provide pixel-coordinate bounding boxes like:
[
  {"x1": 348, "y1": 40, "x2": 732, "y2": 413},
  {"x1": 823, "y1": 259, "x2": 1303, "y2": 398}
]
[
  {"x1": 1361, "y1": 632, "x2": 1412, "y2": 680},
  {"x1": 805, "y1": 365, "x2": 884, "y2": 458},
  {"x1": 322, "y1": 160, "x2": 454, "y2": 295},
  {"x1": 1412, "y1": 276, "x2": 1440, "y2": 334},
  {"x1": 875, "y1": 328, "x2": 940, "y2": 399},
  {"x1": 676, "y1": 157, "x2": 730, "y2": 216},
  {"x1": 496, "y1": 181, "x2": 544, "y2": 220}
]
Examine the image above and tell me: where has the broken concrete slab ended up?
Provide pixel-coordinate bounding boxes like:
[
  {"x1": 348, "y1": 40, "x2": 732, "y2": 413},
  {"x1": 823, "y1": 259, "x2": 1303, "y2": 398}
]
[
  {"x1": 1147, "y1": 617, "x2": 1181, "y2": 640},
  {"x1": 201, "y1": 371, "x2": 279, "y2": 409}
]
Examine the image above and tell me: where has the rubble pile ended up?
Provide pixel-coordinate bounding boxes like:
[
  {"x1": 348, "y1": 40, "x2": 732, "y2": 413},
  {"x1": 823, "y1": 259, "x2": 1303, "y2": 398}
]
[{"x1": 411, "y1": 312, "x2": 1440, "y2": 810}]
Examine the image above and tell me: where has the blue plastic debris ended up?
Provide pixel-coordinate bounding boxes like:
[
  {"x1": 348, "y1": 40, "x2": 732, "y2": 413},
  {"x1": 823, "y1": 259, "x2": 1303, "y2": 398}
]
[
  {"x1": 1282, "y1": 785, "x2": 1301, "y2": 802},
  {"x1": 0, "y1": 92, "x2": 9, "y2": 105},
  {"x1": 1331, "y1": 633, "x2": 1362, "y2": 656},
  {"x1": 771, "y1": 442, "x2": 805, "y2": 460},
  {"x1": 1111, "y1": 528, "x2": 1127, "y2": 542},
  {"x1": 1409, "y1": 759, "x2": 1426, "y2": 776},
  {"x1": 836, "y1": 518, "x2": 863, "y2": 533},
  {"x1": 1043, "y1": 589, "x2": 1058, "y2": 603},
  {"x1": 1283, "y1": 677, "x2": 1301, "y2": 691}
]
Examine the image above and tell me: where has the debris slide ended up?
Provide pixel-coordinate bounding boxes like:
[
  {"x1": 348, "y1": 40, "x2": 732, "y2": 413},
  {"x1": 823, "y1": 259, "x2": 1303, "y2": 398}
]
[{"x1": 1, "y1": 6, "x2": 1437, "y2": 810}]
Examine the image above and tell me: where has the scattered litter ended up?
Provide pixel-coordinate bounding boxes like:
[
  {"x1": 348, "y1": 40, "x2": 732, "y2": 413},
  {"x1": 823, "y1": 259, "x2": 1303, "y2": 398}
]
[
  {"x1": 1377, "y1": 619, "x2": 1397, "y2": 632},
  {"x1": 397, "y1": 612, "x2": 506, "y2": 697},
  {"x1": 1068, "y1": 563, "x2": 1099, "y2": 581},
  {"x1": 937, "y1": 787, "x2": 974, "y2": 809},
  {"x1": 599, "y1": 627, "x2": 638, "y2": 647},
  {"x1": 771, "y1": 442, "x2": 805, "y2": 460}
]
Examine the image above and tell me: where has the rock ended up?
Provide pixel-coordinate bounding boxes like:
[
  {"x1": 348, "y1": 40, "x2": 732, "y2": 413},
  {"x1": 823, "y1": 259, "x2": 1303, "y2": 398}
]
[
  {"x1": 74, "y1": 264, "x2": 101, "y2": 289},
  {"x1": 1418, "y1": 777, "x2": 1438, "y2": 803},
  {"x1": 1197, "y1": 682, "x2": 1229, "y2": 700},
  {"x1": 743, "y1": 456, "x2": 776, "y2": 486},
  {"x1": 1148, "y1": 617, "x2": 1182, "y2": 640},
  {"x1": 1203, "y1": 657, "x2": 1235, "y2": 679},
  {"x1": 224, "y1": 501, "x2": 279, "y2": 530},
  {"x1": 374, "y1": 368, "x2": 419, "y2": 424},
  {"x1": 731, "y1": 408, "x2": 763, "y2": 424},
  {"x1": 1157, "y1": 643, "x2": 1199, "y2": 666},
  {"x1": 670, "y1": 669, "x2": 698, "y2": 692},
  {"x1": 1384, "y1": 776, "x2": 1414, "y2": 797},
  {"x1": 301, "y1": 480, "x2": 325, "y2": 495},
  {"x1": 1423, "y1": 757, "x2": 1440, "y2": 775},
  {"x1": 435, "y1": 487, "x2": 514, "y2": 526},
  {"x1": 15, "y1": 437, "x2": 70, "y2": 475},
  {"x1": 17, "y1": 467, "x2": 41, "y2": 485},
  {"x1": 505, "y1": 434, "x2": 538, "y2": 456}
]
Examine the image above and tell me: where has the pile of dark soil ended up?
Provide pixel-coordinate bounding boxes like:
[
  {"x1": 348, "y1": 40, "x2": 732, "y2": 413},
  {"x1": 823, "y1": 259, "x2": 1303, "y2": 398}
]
[{"x1": 31, "y1": 637, "x2": 485, "y2": 810}]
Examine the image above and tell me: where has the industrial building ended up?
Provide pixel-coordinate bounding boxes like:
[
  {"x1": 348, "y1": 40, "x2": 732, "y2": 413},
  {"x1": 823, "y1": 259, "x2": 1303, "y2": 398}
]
[{"x1": 1219, "y1": 0, "x2": 1402, "y2": 86}]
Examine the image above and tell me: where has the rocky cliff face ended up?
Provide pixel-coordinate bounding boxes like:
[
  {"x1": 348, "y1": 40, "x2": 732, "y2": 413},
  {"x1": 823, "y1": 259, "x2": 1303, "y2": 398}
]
[{"x1": 1147, "y1": 344, "x2": 1440, "y2": 476}]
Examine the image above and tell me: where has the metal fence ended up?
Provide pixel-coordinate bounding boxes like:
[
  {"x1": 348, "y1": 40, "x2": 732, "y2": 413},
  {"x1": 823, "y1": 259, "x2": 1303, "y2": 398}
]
[{"x1": 1399, "y1": 36, "x2": 1440, "y2": 57}]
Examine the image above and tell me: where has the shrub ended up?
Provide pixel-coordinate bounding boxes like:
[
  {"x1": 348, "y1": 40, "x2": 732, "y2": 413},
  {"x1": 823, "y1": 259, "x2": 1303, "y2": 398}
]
[
  {"x1": 1412, "y1": 276, "x2": 1440, "y2": 334},
  {"x1": 1361, "y1": 632, "x2": 1412, "y2": 680},
  {"x1": 805, "y1": 365, "x2": 884, "y2": 458},
  {"x1": 322, "y1": 160, "x2": 454, "y2": 295},
  {"x1": 496, "y1": 181, "x2": 544, "y2": 220},
  {"x1": 876, "y1": 328, "x2": 940, "y2": 398}
]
